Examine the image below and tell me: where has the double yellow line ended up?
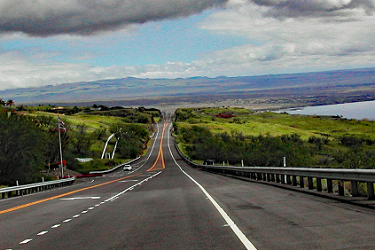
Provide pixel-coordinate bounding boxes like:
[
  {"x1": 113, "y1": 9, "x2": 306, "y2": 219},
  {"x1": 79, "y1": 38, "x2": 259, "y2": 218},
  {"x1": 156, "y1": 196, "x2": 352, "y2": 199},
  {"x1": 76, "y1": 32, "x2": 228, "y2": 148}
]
[
  {"x1": 0, "y1": 122, "x2": 169, "y2": 215},
  {"x1": 147, "y1": 122, "x2": 168, "y2": 171},
  {"x1": 0, "y1": 173, "x2": 141, "y2": 215}
]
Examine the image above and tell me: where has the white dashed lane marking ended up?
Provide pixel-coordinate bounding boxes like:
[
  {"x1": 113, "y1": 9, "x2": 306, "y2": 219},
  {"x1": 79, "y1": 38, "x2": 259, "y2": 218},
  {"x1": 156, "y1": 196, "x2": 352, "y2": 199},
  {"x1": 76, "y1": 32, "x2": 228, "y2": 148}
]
[
  {"x1": 60, "y1": 197, "x2": 100, "y2": 200},
  {"x1": 19, "y1": 239, "x2": 32, "y2": 244},
  {"x1": 8, "y1": 172, "x2": 161, "y2": 249}
]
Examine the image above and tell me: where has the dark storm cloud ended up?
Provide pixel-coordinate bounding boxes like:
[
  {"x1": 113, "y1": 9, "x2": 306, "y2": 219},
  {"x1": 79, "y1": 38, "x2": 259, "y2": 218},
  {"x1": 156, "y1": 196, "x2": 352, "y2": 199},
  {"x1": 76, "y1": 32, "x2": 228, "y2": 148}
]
[
  {"x1": 251, "y1": 0, "x2": 375, "y2": 18},
  {"x1": 0, "y1": 0, "x2": 227, "y2": 36},
  {"x1": 1, "y1": 0, "x2": 373, "y2": 37}
]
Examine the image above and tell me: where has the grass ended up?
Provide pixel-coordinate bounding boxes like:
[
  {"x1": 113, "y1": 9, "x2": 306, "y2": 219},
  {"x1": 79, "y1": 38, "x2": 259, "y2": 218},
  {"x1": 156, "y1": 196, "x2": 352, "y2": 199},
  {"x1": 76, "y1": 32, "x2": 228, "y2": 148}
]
[
  {"x1": 75, "y1": 159, "x2": 132, "y2": 174},
  {"x1": 175, "y1": 107, "x2": 375, "y2": 141},
  {"x1": 21, "y1": 108, "x2": 157, "y2": 174},
  {"x1": 28, "y1": 111, "x2": 124, "y2": 131}
]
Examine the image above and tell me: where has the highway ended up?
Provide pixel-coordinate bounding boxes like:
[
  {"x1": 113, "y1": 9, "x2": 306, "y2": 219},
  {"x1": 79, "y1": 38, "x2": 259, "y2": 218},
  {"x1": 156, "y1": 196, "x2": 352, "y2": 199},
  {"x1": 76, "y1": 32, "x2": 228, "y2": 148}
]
[{"x1": 2, "y1": 119, "x2": 375, "y2": 249}]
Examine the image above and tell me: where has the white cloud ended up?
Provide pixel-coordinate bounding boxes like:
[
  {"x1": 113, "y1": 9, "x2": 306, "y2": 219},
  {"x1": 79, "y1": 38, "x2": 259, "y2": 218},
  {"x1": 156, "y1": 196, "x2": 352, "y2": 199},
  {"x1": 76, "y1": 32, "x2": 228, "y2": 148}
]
[
  {"x1": 0, "y1": 50, "x2": 200, "y2": 90},
  {"x1": 1, "y1": 0, "x2": 375, "y2": 91},
  {"x1": 196, "y1": 2, "x2": 375, "y2": 75}
]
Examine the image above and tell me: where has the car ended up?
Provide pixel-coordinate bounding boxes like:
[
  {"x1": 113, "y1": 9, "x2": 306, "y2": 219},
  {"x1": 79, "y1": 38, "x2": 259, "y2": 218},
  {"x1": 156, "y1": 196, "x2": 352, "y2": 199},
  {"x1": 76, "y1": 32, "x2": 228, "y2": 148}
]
[{"x1": 123, "y1": 165, "x2": 132, "y2": 171}]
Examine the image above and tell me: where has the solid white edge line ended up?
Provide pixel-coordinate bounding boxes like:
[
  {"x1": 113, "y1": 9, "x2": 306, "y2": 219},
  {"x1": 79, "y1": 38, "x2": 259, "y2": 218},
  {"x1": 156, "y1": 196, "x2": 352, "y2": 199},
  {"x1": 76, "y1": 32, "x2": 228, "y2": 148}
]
[{"x1": 167, "y1": 123, "x2": 257, "y2": 250}]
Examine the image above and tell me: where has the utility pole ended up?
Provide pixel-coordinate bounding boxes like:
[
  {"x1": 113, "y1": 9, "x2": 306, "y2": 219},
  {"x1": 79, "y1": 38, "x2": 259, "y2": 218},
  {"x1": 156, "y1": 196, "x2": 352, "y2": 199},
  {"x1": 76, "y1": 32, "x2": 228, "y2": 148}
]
[{"x1": 58, "y1": 117, "x2": 65, "y2": 178}]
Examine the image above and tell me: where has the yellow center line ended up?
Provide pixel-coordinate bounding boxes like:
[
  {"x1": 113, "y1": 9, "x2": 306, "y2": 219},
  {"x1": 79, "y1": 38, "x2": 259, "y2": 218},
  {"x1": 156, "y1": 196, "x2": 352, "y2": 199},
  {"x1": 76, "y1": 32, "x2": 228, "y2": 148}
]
[
  {"x1": 147, "y1": 122, "x2": 168, "y2": 171},
  {"x1": 0, "y1": 173, "x2": 142, "y2": 215}
]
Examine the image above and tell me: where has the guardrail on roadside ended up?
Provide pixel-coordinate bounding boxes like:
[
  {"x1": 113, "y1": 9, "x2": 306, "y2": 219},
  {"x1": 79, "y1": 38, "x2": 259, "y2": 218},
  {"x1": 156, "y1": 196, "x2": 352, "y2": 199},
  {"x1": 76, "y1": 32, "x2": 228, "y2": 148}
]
[
  {"x1": 0, "y1": 177, "x2": 76, "y2": 199},
  {"x1": 174, "y1": 141, "x2": 375, "y2": 200},
  {"x1": 88, "y1": 156, "x2": 141, "y2": 175}
]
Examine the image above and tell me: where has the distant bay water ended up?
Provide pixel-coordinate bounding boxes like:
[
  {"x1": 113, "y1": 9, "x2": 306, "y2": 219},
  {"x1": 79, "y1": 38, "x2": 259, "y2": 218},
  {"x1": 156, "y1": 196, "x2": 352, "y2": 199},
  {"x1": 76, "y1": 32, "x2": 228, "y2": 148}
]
[{"x1": 278, "y1": 100, "x2": 375, "y2": 120}]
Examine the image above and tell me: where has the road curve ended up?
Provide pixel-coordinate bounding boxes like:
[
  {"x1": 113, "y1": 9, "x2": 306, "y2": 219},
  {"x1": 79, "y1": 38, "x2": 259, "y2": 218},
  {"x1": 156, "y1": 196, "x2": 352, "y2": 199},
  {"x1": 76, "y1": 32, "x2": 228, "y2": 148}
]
[{"x1": 2, "y1": 119, "x2": 375, "y2": 249}]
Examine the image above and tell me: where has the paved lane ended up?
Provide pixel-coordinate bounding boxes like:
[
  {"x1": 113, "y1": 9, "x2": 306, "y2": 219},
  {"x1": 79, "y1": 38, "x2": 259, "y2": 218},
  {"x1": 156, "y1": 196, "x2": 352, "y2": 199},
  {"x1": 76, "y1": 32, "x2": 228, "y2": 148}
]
[
  {"x1": 3, "y1": 119, "x2": 375, "y2": 249},
  {"x1": 0, "y1": 121, "x2": 249, "y2": 249},
  {"x1": 167, "y1": 124, "x2": 375, "y2": 249}
]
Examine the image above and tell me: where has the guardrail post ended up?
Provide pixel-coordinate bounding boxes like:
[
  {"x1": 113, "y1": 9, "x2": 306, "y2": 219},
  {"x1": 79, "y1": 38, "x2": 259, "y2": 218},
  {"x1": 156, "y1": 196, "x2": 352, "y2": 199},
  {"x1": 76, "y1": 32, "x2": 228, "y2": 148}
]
[
  {"x1": 16, "y1": 181, "x2": 19, "y2": 196},
  {"x1": 299, "y1": 176, "x2": 304, "y2": 188},
  {"x1": 276, "y1": 174, "x2": 280, "y2": 183},
  {"x1": 317, "y1": 178, "x2": 322, "y2": 192},
  {"x1": 327, "y1": 179, "x2": 333, "y2": 193},
  {"x1": 292, "y1": 176, "x2": 297, "y2": 186},
  {"x1": 266, "y1": 174, "x2": 271, "y2": 182},
  {"x1": 270, "y1": 174, "x2": 275, "y2": 182},
  {"x1": 281, "y1": 175, "x2": 285, "y2": 184},
  {"x1": 351, "y1": 181, "x2": 359, "y2": 197},
  {"x1": 367, "y1": 182, "x2": 374, "y2": 200},
  {"x1": 338, "y1": 180, "x2": 345, "y2": 196},
  {"x1": 286, "y1": 175, "x2": 292, "y2": 185},
  {"x1": 308, "y1": 177, "x2": 314, "y2": 190}
]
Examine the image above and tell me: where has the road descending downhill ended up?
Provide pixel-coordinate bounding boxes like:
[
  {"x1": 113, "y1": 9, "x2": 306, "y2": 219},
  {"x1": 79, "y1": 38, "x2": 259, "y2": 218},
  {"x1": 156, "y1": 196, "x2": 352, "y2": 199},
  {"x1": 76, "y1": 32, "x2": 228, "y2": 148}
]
[{"x1": 2, "y1": 118, "x2": 375, "y2": 249}]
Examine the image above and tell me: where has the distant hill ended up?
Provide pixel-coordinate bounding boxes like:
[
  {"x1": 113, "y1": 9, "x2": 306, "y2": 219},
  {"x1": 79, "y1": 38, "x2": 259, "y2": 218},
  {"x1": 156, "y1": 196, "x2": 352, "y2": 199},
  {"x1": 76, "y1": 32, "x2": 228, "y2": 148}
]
[{"x1": 2, "y1": 67, "x2": 375, "y2": 107}]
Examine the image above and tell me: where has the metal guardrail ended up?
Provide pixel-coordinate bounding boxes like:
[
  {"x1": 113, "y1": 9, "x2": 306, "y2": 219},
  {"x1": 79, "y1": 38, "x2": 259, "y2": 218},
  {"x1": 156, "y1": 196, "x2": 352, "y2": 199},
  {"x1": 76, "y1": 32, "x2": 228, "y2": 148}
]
[
  {"x1": 0, "y1": 177, "x2": 76, "y2": 199},
  {"x1": 89, "y1": 156, "x2": 141, "y2": 174},
  {"x1": 174, "y1": 141, "x2": 375, "y2": 200}
]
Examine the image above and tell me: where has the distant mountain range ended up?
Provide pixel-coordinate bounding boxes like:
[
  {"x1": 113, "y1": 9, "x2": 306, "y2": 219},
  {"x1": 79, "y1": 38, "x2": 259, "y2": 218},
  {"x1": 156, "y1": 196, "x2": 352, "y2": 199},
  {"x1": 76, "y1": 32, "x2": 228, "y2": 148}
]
[{"x1": 2, "y1": 67, "x2": 375, "y2": 107}]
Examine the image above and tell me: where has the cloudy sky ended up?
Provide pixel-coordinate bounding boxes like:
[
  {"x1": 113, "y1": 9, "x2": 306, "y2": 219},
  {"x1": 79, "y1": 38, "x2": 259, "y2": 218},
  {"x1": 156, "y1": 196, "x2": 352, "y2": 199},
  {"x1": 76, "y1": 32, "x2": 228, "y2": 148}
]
[{"x1": 0, "y1": 0, "x2": 374, "y2": 90}]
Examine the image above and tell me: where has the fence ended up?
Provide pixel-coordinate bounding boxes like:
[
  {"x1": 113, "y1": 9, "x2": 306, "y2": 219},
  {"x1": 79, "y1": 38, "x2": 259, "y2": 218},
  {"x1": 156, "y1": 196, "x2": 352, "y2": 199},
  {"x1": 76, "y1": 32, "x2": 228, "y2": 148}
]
[
  {"x1": 88, "y1": 156, "x2": 141, "y2": 175},
  {"x1": 174, "y1": 142, "x2": 375, "y2": 200},
  {"x1": 0, "y1": 177, "x2": 75, "y2": 199}
]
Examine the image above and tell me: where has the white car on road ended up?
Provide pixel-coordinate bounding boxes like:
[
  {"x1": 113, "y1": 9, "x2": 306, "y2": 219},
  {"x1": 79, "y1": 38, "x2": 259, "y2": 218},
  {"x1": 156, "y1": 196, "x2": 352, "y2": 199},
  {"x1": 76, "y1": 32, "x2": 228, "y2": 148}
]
[{"x1": 123, "y1": 165, "x2": 132, "y2": 171}]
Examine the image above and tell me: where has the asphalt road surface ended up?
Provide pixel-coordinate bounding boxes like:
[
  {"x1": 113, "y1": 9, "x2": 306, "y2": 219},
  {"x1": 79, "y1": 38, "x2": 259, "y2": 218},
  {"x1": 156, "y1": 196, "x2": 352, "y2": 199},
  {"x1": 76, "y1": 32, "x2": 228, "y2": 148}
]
[{"x1": 2, "y1": 120, "x2": 375, "y2": 249}]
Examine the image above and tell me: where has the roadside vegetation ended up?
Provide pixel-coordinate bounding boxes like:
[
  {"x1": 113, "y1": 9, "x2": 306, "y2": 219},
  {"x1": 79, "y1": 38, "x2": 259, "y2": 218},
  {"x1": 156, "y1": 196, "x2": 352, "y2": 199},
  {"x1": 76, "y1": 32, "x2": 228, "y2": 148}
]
[
  {"x1": 173, "y1": 107, "x2": 375, "y2": 168},
  {"x1": 0, "y1": 102, "x2": 161, "y2": 185}
]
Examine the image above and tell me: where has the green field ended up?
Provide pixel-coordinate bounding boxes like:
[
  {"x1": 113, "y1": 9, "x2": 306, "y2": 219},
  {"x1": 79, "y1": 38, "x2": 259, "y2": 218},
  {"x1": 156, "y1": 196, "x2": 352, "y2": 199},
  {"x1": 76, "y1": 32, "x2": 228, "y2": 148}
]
[
  {"x1": 174, "y1": 107, "x2": 375, "y2": 169},
  {"x1": 176, "y1": 107, "x2": 375, "y2": 140},
  {"x1": 29, "y1": 111, "x2": 124, "y2": 130},
  {"x1": 21, "y1": 106, "x2": 160, "y2": 174}
]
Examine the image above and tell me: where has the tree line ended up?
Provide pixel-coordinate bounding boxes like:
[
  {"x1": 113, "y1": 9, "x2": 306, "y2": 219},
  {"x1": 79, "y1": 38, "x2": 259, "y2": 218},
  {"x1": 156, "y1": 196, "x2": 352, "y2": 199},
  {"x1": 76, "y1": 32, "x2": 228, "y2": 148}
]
[
  {"x1": 174, "y1": 124, "x2": 375, "y2": 169},
  {"x1": 175, "y1": 125, "x2": 311, "y2": 167},
  {"x1": 0, "y1": 106, "x2": 153, "y2": 185}
]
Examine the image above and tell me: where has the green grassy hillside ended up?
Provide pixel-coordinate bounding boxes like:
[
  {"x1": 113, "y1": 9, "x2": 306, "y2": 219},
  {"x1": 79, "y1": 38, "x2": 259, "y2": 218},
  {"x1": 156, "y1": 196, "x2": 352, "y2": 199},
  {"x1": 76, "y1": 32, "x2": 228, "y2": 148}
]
[
  {"x1": 174, "y1": 107, "x2": 375, "y2": 168},
  {"x1": 15, "y1": 105, "x2": 161, "y2": 175}
]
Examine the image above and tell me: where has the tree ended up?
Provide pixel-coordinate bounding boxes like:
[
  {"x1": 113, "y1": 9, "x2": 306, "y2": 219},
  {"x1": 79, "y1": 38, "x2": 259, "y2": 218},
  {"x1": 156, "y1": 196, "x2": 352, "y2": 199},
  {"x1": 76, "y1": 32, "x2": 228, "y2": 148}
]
[
  {"x1": 93, "y1": 126, "x2": 107, "y2": 141},
  {"x1": 109, "y1": 122, "x2": 150, "y2": 159},
  {"x1": 0, "y1": 112, "x2": 48, "y2": 185},
  {"x1": 71, "y1": 123, "x2": 93, "y2": 155}
]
